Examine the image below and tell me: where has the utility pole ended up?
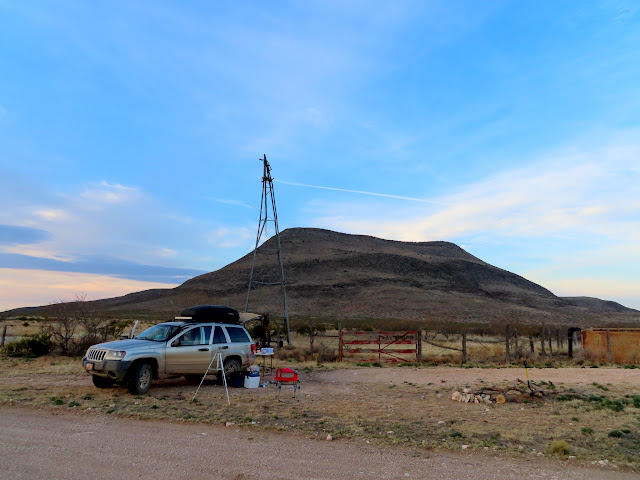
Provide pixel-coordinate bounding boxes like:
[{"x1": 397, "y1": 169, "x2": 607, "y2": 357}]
[{"x1": 245, "y1": 155, "x2": 291, "y2": 344}]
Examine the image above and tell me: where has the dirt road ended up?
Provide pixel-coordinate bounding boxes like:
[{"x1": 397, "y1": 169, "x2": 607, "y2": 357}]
[{"x1": 1, "y1": 406, "x2": 636, "y2": 480}]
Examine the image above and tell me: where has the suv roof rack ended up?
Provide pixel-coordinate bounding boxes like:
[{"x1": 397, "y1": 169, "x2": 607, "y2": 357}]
[{"x1": 179, "y1": 305, "x2": 241, "y2": 324}]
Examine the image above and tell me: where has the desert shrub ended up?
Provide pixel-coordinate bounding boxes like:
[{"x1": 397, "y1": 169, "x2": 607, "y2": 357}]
[
  {"x1": 296, "y1": 324, "x2": 312, "y2": 336},
  {"x1": 608, "y1": 430, "x2": 623, "y2": 438},
  {"x1": 581, "y1": 427, "x2": 594, "y2": 435},
  {"x1": 3, "y1": 332, "x2": 53, "y2": 358},
  {"x1": 549, "y1": 439, "x2": 570, "y2": 456}
]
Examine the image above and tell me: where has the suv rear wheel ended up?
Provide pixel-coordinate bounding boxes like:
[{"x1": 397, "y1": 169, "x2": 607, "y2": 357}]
[
  {"x1": 127, "y1": 362, "x2": 153, "y2": 395},
  {"x1": 216, "y1": 358, "x2": 242, "y2": 385}
]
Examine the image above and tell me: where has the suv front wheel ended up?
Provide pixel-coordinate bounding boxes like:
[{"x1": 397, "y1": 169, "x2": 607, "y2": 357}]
[{"x1": 127, "y1": 362, "x2": 153, "y2": 395}]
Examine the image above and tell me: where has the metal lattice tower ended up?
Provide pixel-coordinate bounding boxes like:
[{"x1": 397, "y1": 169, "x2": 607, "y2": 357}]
[{"x1": 245, "y1": 154, "x2": 291, "y2": 344}]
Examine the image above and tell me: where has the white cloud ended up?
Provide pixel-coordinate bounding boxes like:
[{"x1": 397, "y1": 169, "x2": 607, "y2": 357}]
[
  {"x1": 214, "y1": 198, "x2": 254, "y2": 209},
  {"x1": 156, "y1": 248, "x2": 177, "y2": 257},
  {"x1": 0, "y1": 268, "x2": 177, "y2": 311},
  {"x1": 207, "y1": 227, "x2": 253, "y2": 249},
  {"x1": 0, "y1": 244, "x2": 72, "y2": 261},
  {"x1": 34, "y1": 209, "x2": 69, "y2": 221},
  {"x1": 78, "y1": 181, "x2": 141, "y2": 207}
]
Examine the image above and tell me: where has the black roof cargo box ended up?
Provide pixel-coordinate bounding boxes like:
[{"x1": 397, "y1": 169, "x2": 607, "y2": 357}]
[{"x1": 179, "y1": 305, "x2": 240, "y2": 324}]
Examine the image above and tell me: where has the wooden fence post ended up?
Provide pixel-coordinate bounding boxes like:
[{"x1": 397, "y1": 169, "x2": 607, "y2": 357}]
[
  {"x1": 461, "y1": 331, "x2": 467, "y2": 364},
  {"x1": 505, "y1": 325, "x2": 511, "y2": 364},
  {"x1": 417, "y1": 330, "x2": 423, "y2": 363},
  {"x1": 338, "y1": 327, "x2": 343, "y2": 362},
  {"x1": 1, "y1": 325, "x2": 7, "y2": 347},
  {"x1": 529, "y1": 334, "x2": 535, "y2": 355}
]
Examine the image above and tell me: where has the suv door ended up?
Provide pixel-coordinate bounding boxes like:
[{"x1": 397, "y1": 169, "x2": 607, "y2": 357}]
[
  {"x1": 209, "y1": 325, "x2": 230, "y2": 368},
  {"x1": 165, "y1": 326, "x2": 213, "y2": 374}
]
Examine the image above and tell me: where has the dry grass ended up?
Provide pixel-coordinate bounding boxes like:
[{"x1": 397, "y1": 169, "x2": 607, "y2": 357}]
[{"x1": 1, "y1": 354, "x2": 639, "y2": 471}]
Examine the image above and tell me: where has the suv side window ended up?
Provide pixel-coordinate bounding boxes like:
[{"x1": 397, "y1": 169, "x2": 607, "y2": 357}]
[
  {"x1": 225, "y1": 326, "x2": 251, "y2": 343},
  {"x1": 177, "y1": 327, "x2": 201, "y2": 346},
  {"x1": 212, "y1": 326, "x2": 227, "y2": 344}
]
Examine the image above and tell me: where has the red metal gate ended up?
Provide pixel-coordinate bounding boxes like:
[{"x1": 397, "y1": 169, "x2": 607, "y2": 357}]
[{"x1": 339, "y1": 330, "x2": 422, "y2": 363}]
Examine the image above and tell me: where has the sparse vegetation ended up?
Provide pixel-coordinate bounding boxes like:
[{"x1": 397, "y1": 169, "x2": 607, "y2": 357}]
[
  {"x1": 3, "y1": 332, "x2": 53, "y2": 358},
  {"x1": 549, "y1": 439, "x2": 570, "y2": 456}
]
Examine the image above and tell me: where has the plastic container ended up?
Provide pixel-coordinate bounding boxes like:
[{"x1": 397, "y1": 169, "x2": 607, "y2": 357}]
[
  {"x1": 229, "y1": 373, "x2": 244, "y2": 388},
  {"x1": 244, "y1": 374, "x2": 260, "y2": 388},
  {"x1": 248, "y1": 365, "x2": 260, "y2": 374}
]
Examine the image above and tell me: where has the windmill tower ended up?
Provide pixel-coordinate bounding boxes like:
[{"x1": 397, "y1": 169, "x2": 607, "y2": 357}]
[{"x1": 245, "y1": 155, "x2": 291, "y2": 344}]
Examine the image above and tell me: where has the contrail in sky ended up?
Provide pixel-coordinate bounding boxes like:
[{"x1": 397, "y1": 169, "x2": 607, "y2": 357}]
[{"x1": 276, "y1": 180, "x2": 443, "y2": 204}]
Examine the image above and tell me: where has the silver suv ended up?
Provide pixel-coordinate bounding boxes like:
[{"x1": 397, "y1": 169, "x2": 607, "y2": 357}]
[{"x1": 82, "y1": 306, "x2": 255, "y2": 395}]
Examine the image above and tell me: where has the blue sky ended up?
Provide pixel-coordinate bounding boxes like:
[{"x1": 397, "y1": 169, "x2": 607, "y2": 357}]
[{"x1": 1, "y1": 1, "x2": 639, "y2": 311}]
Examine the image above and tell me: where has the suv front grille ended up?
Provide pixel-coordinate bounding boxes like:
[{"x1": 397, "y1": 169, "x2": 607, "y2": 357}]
[{"x1": 87, "y1": 349, "x2": 107, "y2": 361}]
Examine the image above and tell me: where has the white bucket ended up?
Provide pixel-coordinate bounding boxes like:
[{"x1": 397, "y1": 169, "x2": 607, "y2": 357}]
[
  {"x1": 244, "y1": 374, "x2": 260, "y2": 388},
  {"x1": 248, "y1": 365, "x2": 260, "y2": 374}
]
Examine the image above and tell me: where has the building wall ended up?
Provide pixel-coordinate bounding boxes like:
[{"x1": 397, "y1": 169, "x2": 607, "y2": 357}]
[{"x1": 581, "y1": 329, "x2": 640, "y2": 364}]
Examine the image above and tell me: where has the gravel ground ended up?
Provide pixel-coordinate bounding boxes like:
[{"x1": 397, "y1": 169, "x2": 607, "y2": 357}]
[{"x1": 1, "y1": 405, "x2": 638, "y2": 480}]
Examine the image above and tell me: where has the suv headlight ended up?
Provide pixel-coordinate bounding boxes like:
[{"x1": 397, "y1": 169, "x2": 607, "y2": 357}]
[{"x1": 104, "y1": 350, "x2": 126, "y2": 360}]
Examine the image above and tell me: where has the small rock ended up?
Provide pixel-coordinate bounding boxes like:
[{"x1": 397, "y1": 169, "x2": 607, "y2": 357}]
[
  {"x1": 225, "y1": 422, "x2": 235, "y2": 427},
  {"x1": 461, "y1": 445, "x2": 469, "y2": 450},
  {"x1": 437, "y1": 420, "x2": 445, "y2": 424},
  {"x1": 568, "y1": 456, "x2": 576, "y2": 460},
  {"x1": 326, "y1": 434, "x2": 333, "y2": 441},
  {"x1": 387, "y1": 431, "x2": 394, "y2": 435}
]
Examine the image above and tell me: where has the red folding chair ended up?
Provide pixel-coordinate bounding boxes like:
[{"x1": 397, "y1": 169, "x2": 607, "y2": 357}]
[{"x1": 275, "y1": 368, "x2": 300, "y2": 399}]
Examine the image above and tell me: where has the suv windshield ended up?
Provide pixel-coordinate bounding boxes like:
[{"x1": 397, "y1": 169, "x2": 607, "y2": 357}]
[{"x1": 137, "y1": 324, "x2": 183, "y2": 342}]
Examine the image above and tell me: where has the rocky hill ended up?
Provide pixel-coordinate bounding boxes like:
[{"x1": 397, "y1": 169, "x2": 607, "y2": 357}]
[{"x1": 5, "y1": 228, "x2": 639, "y2": 326}]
